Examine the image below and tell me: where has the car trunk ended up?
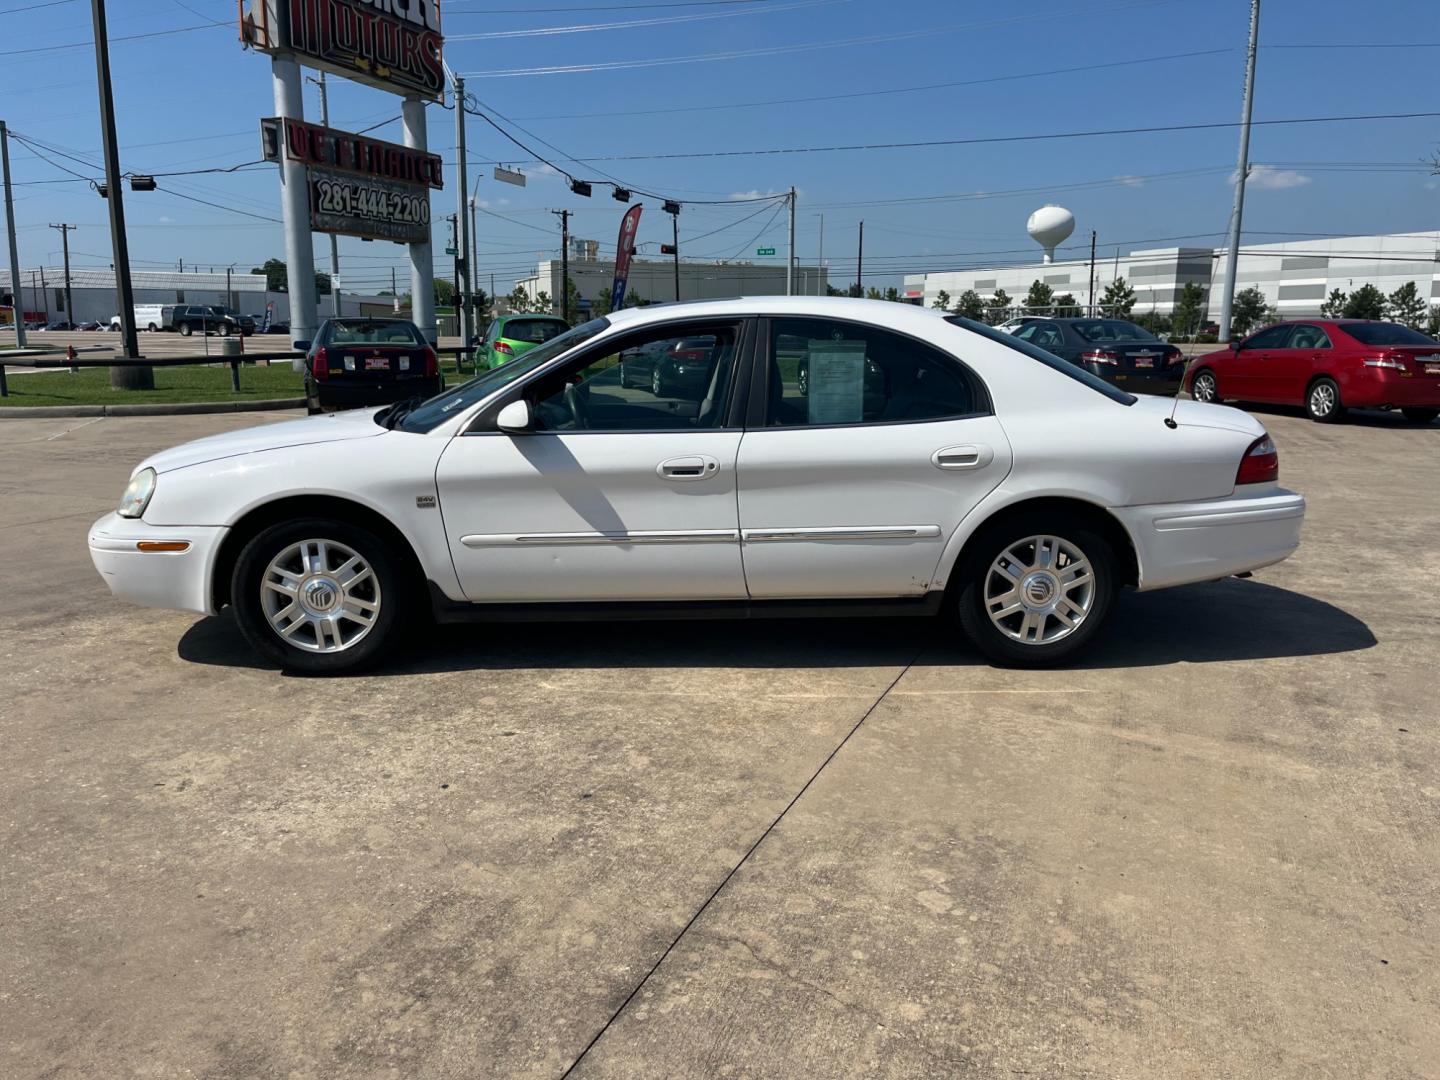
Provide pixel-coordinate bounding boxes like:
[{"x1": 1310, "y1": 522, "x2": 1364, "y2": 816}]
[
  {"x1": 322, "y1": 343, "x2": 431, "y2": 384},
  {"x1": 1378, "y1": 346, "x2": 1440, "y2": 377}
]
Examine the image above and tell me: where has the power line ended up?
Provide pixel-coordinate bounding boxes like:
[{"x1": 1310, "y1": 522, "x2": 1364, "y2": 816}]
[
  {"x1": 6, "y1": 20, "x2": 228, "y2": 57},
  {"x1": 447, "y1": 0, "x2": 837, "y2": 39},
  {"x1": 447, "y1": 0, "x2": 772, "y2": 11}
]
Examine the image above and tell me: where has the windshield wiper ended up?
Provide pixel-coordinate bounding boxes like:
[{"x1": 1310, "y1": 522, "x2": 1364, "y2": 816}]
[{"x1": 381, "y1": 394, "x2": 425, "y2": 430}]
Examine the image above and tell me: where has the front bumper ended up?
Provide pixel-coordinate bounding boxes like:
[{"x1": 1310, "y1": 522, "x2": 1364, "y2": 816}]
[
  {"x1": 89, "y1": 513, "x2": 227, "y2": 615},
  {"x1": 1112, "y1": 486, "x2": 1306, "y2": 592}
]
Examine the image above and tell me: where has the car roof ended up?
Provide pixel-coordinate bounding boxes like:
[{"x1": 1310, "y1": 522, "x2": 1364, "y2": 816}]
[
  {"x1": 499, "y1": 313, "x2": 567, "y2": 322},
  {"x1": 600, "y1": 295, "x2": 956, "y2": 332}
]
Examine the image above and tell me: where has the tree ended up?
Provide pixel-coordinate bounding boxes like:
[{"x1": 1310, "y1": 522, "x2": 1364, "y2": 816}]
[
  {"x1": 1024, "y1": 280, "x2": 1054, "y2": 313},
  {"x1": 883, "y1": 286, "x2": 900, "y2": 303},
  {"x1": 1172, "y1": 282, "x2": 1209, "y2": 340},
  {"x1": 624, "y1": 291, "x2": 650, "y2": 308},
  {"x1": 865, "y1": 287, "x2": 882, "y2": 300},
  {"x1": 534, "y1": 290, "x2": 552, "y2": 314},
  {"x1": 932, "y1": 290, "x2": 951, "y2": 311},
  {"x1": 825, "y1": 283, "x2": 846, "y2": 297},
  {"x1": 562, "y1": 278, "x2": 582, "y2": 323},
  {"x1": 986, "y1": 288, "x2": 1011, "y2": 324},
  {"x1": 592, "y1": 286, "x2": 614, "y2": 317},
  {"x1": 1428, "y1": 306, "x2": 1440, "y2": 339},
  {"x1": 1100, "y1": 277, "x2": 1136, "y2": 317},
  {"x1": 1386, "y1": 281, "x2": 1427, "y2": 329},
  {"x1": 1052, "y1": 292, "x2": 1080, "y2": 317},
  {"x1": 508, "y1": 286, "x2": 532, "y2": 313},
  {"x1": 1229, "y1": 286, "x2": 1269, "y2": 337},
  {"x1": 250, "y1": 257, "x2": 329, "y2": 296},
  {"x1": 954, "y1": 289, "x2": 986, "y2": 320},
  {"x1": 1132, "y1": 311, "x2": 1172, "y2": 336},
  {"x1": 1319, "y1": 288, "x2": 1347, "y2": 318},
  {"x1": 433, "y1": 276, "x2": 455, "y2": 307},
  {"x1": 1342, "y1": 283, "x2": 1386, "y2": 321}
]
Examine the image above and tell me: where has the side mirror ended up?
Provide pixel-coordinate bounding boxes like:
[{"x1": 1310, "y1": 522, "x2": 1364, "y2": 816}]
[{"x1": 496, "y1": 399, "x2": 532, "y2": 433}]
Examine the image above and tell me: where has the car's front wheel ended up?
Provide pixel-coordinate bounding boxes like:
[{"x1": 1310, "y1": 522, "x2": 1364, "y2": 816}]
[
  {"x1": 956, "y1": 516, "x2": 1118, "y2": 667},
  {"x1": 179, "y1": 322, "x2": 193, "y2": 337},
  {"x1": 231, "y1": 518, "x2": 407, "y2": 674},
  {"x1": 1306, "y1": 377, "x2": 1345, "y2": 423},
  {"x1": 1190, "y1": 369, "x2": 1218, "y2": 403}
]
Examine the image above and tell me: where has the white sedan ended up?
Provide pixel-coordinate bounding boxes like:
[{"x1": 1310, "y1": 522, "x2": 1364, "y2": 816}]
[{"x1": 89, "y1": 297, "x2": 1305, "y2": 673}]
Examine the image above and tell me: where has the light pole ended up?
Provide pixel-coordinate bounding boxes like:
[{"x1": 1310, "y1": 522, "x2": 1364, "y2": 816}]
[
  {"x1": 1, "y1": 122, "x2": 25, "y2": 348},
  {"x1": 1218, "y1": 0, "x2": 1261, "y2": 344}
]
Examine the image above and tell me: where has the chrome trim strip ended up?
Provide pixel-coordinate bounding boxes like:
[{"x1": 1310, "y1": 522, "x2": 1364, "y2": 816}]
[
  {"x1": 742, "y1": 525, "x2": 942, "y2": 543},
  {"x1": 460, "y1": 529, "x2": 739, "y2": 548}
]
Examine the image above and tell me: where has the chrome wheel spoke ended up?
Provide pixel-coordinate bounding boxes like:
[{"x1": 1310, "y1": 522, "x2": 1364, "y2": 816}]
[
  {"x1": 261, "y1": 537, "x2": 381, "y2": 655},
  {"x1": 984, "y1": 532, "x2": 1097, "y2": 648}
]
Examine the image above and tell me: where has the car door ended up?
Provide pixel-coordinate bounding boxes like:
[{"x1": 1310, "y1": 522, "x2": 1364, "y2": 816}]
[
  {"x1": 436, "y1": 318, "x2": 752, "y2": 602},
  {"x1": 1268, "y1": 323, "x2": 1331, "y2": 404},
  {"x1": 736, "y1": 316, "x2": 1012, "y2": 599},
  {"x1": 1230, "y1": 324, "x2": 1294, "y2": 400}
]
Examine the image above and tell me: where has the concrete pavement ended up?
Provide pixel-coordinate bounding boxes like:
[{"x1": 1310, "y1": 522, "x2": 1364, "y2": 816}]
[{"x1": 0, "y1": 407, "x2": 1435, "y2": 1078}]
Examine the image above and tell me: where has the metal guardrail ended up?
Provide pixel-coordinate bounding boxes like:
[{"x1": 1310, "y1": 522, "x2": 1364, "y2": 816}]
[{"x1": 0, "y1": 345, "x2": 477, "y2": 398}]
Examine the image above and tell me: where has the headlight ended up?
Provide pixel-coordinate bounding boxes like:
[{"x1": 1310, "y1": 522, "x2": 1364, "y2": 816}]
[{"x1": 117, "y1": 468, "x2": 156, "y2": 519}]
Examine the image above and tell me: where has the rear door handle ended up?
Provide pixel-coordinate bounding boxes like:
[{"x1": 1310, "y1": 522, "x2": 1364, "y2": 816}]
[
  {"x1": 932, "y1": 444, "x2": 994, "y2": 470},
  {"x1": 657, "y1": 454, "x2": 720, "y2": 481}
]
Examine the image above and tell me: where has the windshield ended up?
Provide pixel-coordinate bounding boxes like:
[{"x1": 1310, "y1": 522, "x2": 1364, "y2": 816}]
[
  {"x1": 1070, "y1": 319, "x2": 1159, "y2": 343},
  {"x1": 1338, "y1": 322, "x2": 1438, "y2": 347},
  {"x1": 502, "y1": 318, "x2": 569, "y2": 344},
  {"x1": 325, "y1": 320, "x2": 425, "y2": 346},
  {"x1": 398, "y1": 316, "x2": 610, "y2": 433},
  {"x1": 945, "y1": 316, "x2": 1137, "y2": 405}
]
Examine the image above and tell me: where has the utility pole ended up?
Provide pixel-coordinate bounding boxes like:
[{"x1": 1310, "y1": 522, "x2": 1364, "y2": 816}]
[
  {"x1": 855, "y1": 220, "x2": 864, "y2": 297},
  {"x1": 1088, "y1": 230, "x2": 1097, "y2": 315},
  {"x1": 1218, "y1": 0, "x2": 1260, "y2": 344},
  {"x1": 672, "y1": 212, "x2": 680, "y2": 302},
  {"x1": 786, "y1": 186, "x2": 796, "y2": 296},
  {"x1": 816, "y1": 212, "x2": 824, "y2": 296},
  {"x1": 225, "y1": 266, "x2": 232, "y2": 310},
  {"x1": 308, "y1": 71, "x2": 342, "y2": 316},
  {"x1": 552, "y1": 208, "x2": 570, "y2": 320},
  {"x1": 452, "y1": 74, "x2": 470, "y2": 349},
  {"x1": 447, "y1": 213, "x2": 459, "y2": 327},
  {"x1": 1, "y1": 121, "x2": 26, "y2": 347},
  {"x1": 469, "y1": 189, "x2": 480, "y2": 325},
  {"x1": 49, "y1": 224, "x2": 75, "y2": 330},
  {"x1": 390, "y1": 266, "x2": 398, "y2": 312}
]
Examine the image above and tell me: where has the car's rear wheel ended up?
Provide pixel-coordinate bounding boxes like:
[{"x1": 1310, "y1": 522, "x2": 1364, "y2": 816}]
[
  {"x1": 651, "y1": 367, "x2": 666, "y2": 397},
  {"x1": 1306, "y1": 377, "x2": 1345, "y2": 423},
  {"x1": 1190, "y1": 369, "x2": 1218, "y2": 403},
  {"x1": 231, "y1": 518, "x2": 407, "y2": 674},
  {"x1": 1401, "y1": 407, "x2": 1438, "y2": 424},
  {"x1": 956, "y1": 515, "x2": 1117, "y2": 667},
  {"x1": 179, "y1": 322, "x2": 193, "y2": 337},
  {"x1": 797, "y1": 363, "x2": 809, "y2": 396}
]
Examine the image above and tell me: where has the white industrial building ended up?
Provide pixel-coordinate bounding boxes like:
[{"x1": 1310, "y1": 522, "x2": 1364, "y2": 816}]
[
  {"x1": 515, "y1": 251, "x2": 828, "y2": 313},
  {"x1": 1, "y1": 267, "x2": 394, "y2": 327},
  {"x1": 903, "y1": 226, "x2": 1440, "y2": 321}
]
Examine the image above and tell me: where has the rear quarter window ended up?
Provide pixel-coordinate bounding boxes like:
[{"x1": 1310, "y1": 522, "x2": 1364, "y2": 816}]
[{"x1": 946, "y1": 317, "x2": 1136, "y2": 405}]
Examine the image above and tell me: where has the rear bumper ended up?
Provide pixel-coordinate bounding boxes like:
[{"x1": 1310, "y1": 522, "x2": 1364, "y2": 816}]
[
  {"x1": 89, "y1": 513, "x2": 227, "y2": 616},
  {"x1": 311, "y1": 376, "x2": 442, "y2": 410},
  {"x1": 1085, "y1": 363, "x2": 1186, "y2": 396},
  {"x1": 1112, "y1": 486, "x2": 1306, "y2": 592},
  {"x1": 1342, "y1": 371, "x2": 1440, "y2": 408}
]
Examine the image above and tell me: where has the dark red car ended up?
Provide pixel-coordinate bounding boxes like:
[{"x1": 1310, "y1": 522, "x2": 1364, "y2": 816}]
[{"x1": 1186, "y1": 319, "x2": 1440, "y2": 424}]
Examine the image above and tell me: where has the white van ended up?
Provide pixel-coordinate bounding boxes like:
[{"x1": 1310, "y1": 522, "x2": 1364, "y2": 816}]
[{"x1": 109, "y1": 304, "x2": 174, "y2": 332}]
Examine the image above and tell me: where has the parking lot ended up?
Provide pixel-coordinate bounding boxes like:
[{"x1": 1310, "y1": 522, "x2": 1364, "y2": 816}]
[{"x1": 2, "y1": 406, "x2": 1435, "y2": 1078}]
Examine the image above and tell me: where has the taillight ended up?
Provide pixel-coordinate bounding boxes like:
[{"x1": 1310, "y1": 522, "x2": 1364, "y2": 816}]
[
  {"x1": 1362, "y1": 354, "x2": 1406, "y2": 371},
  {"x1": 1081, "y1": 348, "x2": 1120, "y2": 365},
  {"x1": 1164, "y1": 346, "x2": 1186, "y2": 367},
  {"x1": 493, "y1": 340, "x2": 514, "y2": 356},
  {"x1": 312, "y1": 346, "x2": 329, "y2": 380},
  {"x1": 423, "y1": 346, "x2": 437, "y2": 377},
  {"x1": 1236, "y1": 433, "x2": 1278, "y2": 485}
]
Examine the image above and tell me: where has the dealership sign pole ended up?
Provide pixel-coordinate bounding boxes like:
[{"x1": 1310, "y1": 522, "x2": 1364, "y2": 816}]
[
  {"x1": 241, "y1": 0, "x2": 446, "y2": 345},
  {"x1": 611, "y1": 204, "x2": 643, "y2": 311}
]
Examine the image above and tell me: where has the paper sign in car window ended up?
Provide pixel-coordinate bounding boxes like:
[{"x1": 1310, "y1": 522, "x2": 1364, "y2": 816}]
[{"x1": 806, "y1": 339, "x2": 867, "y2": 424}]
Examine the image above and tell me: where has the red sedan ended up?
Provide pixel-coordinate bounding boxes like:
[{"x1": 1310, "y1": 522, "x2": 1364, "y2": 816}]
[{"x1": 1186, "y1": 319, "x2": 1440, "y2": 424}]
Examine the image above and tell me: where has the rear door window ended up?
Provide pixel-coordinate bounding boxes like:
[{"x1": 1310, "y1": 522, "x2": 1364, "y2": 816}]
[
  {"x1": 504, "y1": 318, "x2": 569, "y2": 345},
  {"x1": 1244, "y1": 325, "x2": 1294, "y2": 350}
]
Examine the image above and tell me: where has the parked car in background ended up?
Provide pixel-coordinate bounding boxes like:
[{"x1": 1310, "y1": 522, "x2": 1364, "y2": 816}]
[
  {"x1": 108, "y1": 304, "x2": 175, "y2": 332},
  {"x1": 44, "y1": 320, "x2": 75, "y2": 331},
  {"x1": 172, "y1": 304, "x2": 255, "y2": 337},
  {"x1": 297, "y1": 317, "x2": 440, "y2": 413},
  {"x1": 1011, "y1": 317, "x2": 1186, "y2": 395},
  {"x1": 76, "y1": 321, "x2": 103, "y2": 332},
  {"x1": 1187, "y1": 319, "x2": 1440, "y2": 424},
  {"x1": 90, "y1": 297, "x2": 1304, "y2": 675},
  {"x1": 996, "y1": 316, "x2": 1043, "y2": 335},
  {"x1": 617, "y1": 335, "x2": 720, "y2": 397},
  {"x1": 479, "y1": 314, "x2": 569, "y2": 368}
]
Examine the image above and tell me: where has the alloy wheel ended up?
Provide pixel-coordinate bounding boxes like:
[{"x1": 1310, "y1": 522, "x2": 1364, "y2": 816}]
[
  {"x1": 1192, "y1": 372, "x2": 1216, "y2": 403},
  {"x1": 1309, "y1": 381, "x2": 1336, "y2": 418},
  {"x1": 260, "y1": 538, "x2": 381, "y2": 653},
  {"x1": 984, "y1": 534, "x2": 1096, "y2": 646}
]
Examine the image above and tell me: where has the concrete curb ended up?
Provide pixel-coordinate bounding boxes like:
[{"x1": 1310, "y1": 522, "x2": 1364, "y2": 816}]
[{"x1": 0, "y1": 398, "x2": 305, "y2": 419}]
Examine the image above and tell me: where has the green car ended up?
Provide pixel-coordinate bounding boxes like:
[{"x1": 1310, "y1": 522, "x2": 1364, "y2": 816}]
[{"x1": 479, "y1": 314, "x2": 571, "y2": 369}]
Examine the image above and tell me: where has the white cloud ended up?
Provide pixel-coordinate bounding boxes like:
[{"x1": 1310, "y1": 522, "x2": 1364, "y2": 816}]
[
  {"x1": 157, "y1": 215, "x2": 173, "y2": 223},
  {"x1": 1114, "y1": 174, "x2": 1146, "y2": 188},
  {"x1": 1426, "y1": 179, "x2": 1439, "y2": 191},
  {"x1": 727, "y1": 188, "x2": 795, "y2": 201},
  {"x1": 1233, "y1": 165, "x2": 1312, "y2": 190},
  {"x1": 533, "y1": 163, "x2": 559, "y2": 177}
]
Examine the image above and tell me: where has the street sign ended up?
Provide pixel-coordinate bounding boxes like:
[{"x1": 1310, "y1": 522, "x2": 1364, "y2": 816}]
[
  {"x1": 445, "y1": 247, "x2": 457, "y2": 255},
  {"x1": 493, "y1": 166, "x2": 527, "y2": 187},
  {"x1": 757, "y1": 247, "x2": 775, "y2": 256}
]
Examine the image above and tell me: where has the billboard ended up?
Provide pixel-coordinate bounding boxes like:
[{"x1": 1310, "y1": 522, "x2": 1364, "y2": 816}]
[
  {"x1": 309, "y1": 168, "x2": 430, "y2": 244},
  {"x1": 261, "y1": 117, "x2": 443, "y2": 189},
  {"x1": 611, "y1": 204, "x2": 643, "y2": 311},
  {"x1": 241, "y1": 0, "x2": 445, "y2": 100}
]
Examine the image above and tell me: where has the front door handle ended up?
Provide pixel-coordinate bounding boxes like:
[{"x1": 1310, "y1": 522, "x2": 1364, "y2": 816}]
[
  {"x1": 932, "y1": 444, "x2": 994, "y2": 470},
  {"x1": 657, "y1": 454, "x2": 720, "y2": 481}
]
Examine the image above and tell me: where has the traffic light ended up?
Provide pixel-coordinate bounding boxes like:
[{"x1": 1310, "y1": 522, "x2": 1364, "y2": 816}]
[
  {"x1": 570, "y1": 180, "x2": 592, "y2": 197},
  {"x1": 662, "y1": 200, "x2": 680, "y2": 215},
  {"x1": 612, "y1": 187, "x2": 631, "y2": 202},
  {"x1": 129, "y1": 175, "x2": 156, "y2": 192},
  {"x1": 660, "y1": 244, "x2": 677, "y2": 255}
]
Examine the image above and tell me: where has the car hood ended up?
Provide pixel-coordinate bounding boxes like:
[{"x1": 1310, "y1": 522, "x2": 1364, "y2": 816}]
[
  {"x1": 1130, "y1": 395, "x2": 1264, "y2": 436},
  {"x1": 138, "y1": 407, "x2": 387, "y2": 475}
]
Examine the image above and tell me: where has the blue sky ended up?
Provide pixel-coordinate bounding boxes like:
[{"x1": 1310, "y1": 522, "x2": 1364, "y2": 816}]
[{"x1": 3, "y1": 0, "x2": 1437, "y2": 297}]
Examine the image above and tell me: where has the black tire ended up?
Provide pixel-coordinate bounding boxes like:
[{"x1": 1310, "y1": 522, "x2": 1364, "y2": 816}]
[
  {"x1": 218, "y1": 322, "x2": 231, "y2": 337},
  {"x1": 619, "y1": 363, "x2": 633, "y2": 389},
  {"x1": 231, "y1": 517, "x2": 408, "y2": 675},
  {"x1": 797, "y1": 363, "x2": 809, "y2": 396},
  {"x1": 1190, "y1": 368, "x2": 1218, "y2": 403},
  {"x1": 1306, "y1": 377, "x2": 1345, "y2": 423},
  {"x1": 652, "y1": 366, "x2": 666, "y2": 397},
  {"x1": 955, "y1": 513, "x2": 1118, "y2": 668},
  {"x1": 179, "y1": 322, "x2": 193, "y2": 337},
  {"x1": 1401, "y1": 407, "x2": 1438, "y2": 424}
]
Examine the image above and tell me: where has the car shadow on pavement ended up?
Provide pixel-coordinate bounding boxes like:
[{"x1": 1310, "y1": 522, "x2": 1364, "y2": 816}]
[
  {"x1": 177, "y1": 577, "x2": 1374, "y2": 675},
  {"x1": 1232, "y1": 402, "x2": 1438, "y2": 429}
]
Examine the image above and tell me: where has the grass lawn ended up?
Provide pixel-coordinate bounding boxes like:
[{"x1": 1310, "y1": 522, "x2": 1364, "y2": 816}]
[{"x1": 1, "y1": 360, "x2": 472, "y2": 407}]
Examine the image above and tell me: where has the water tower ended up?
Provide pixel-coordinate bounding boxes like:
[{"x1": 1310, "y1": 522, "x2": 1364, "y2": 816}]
[{"x1": 1026, "y1": 205, "x2": 1075, "y2": 264}]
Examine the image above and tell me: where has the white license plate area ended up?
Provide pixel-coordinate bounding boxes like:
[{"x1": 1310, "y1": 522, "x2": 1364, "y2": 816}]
[
  {"x1": 365, "y1": 356, "x2": 389, "y2": 371},
  {"x1": 1134, "y1": 356, "x2": 1154, "y2": 368}
]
